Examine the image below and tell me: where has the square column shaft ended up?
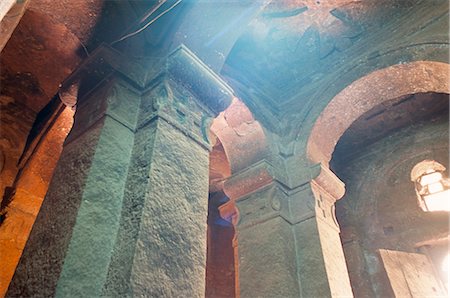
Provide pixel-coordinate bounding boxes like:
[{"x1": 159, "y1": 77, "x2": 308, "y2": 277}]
[
  {"x1": 104, "y1": 77, "x2": 221, "y2": 296},
  {"x1": 223, "y1": 162, "x2": 353, "y2": 297},
  {"x1": 223, "y1": 162, "x2": 301, "y2": 297},
  {"x1": 7, "y1": 45, "x2": 233, "y2": 297},
  {"x1": 7, "y1": 76, "x2": 140, "y2": 297},
  {"x1": 291, "y1": 181, "x2": 353, "y2": 297}
]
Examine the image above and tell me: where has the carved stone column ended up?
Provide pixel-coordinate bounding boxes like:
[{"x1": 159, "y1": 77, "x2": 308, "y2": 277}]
[
  {"x1": 8, "y1": 70, "x2": 140, "y2": 298},
  {"x1": 104, "y1": 46, "x2": 233, "y2": 297},
  {"x1": 223, "y1": 161, "x2": 301, "y2": 298},
  {"x1": 223, "y1": 161, "x2": 353, "y2": 297},
  {"x1": 290, "y1": 163, "x2": 353, "y2": 297},
  {"x1": 8, "y1": 45, "x2": 233, "y2": 297}
]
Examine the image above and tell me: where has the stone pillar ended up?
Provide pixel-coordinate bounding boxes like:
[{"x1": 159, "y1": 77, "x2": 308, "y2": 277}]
[
  {"x1": 104, "y1": 47, "x2": 232, "y2": 297},
  {"x1": 223, "y1": 161, "x2": 353, "y2": 298},
  {"x1": 7, "y1": 73, "x2": 140, "y2": 297},
  {"x1": 224, "y1": 161, "x2": 301, "y2": 298},
  {"x1": 8, "y1": 45, "x2": 233, "y2": 297},
  {"x1": 290, "y1": 164, "x2": 353, "y2": 297}
]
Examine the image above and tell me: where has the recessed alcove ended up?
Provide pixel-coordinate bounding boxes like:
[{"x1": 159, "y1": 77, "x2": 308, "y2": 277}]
[{"x1": 331, "y1": 92, "x2": 449, "y2": 296}]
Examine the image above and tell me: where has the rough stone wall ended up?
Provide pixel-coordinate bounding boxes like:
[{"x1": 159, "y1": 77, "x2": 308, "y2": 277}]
[
  {"x1": 293, "y1": 217, "x2": 331, "y2": 297},
  {"x1": 205, "y1": 222, "x2": 236, "y2": 298},
  {"x1": 317, "y1": 214, "x2": 353, "y2": 297},
  {"x1": 379, "y1": 249, "x2": 447, "y2": 297},
  {"x1": 335, "y1": 116, "x2": 449, "y2": 297},
  {"x1": 238, "y1": 215, "x2": 299, "y2": 297},
  {"x1": 205, "y1": 191, "x2": 236, "y2": 298},
  {"x1": 7, "y1": 77, "x2": 139, "y2": 297},
  {"x1": 102, "y1": 120, "x2": 159, "y2": 296},
  {"x1": 104, "y1": 74, "x2": 218, "y2": 296},
  {"x1": 55, "y1": 117, "x2": 136, "y2": 297},
  {"x1": 0, "y1": 95, "x2": 34, "y2": 202}
]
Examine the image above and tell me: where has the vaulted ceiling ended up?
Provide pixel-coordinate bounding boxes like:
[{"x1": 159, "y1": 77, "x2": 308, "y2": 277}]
[{"x1": 221, "y1": 0, "x2": 449, "y2": 132}]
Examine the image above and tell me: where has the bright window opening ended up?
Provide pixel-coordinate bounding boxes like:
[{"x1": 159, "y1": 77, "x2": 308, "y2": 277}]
[{"x1": 411, "y1": 160, "x2": 450, "y2": 212}]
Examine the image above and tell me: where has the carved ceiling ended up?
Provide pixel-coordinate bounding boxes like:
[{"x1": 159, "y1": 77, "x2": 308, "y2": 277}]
[
  {"x1": 1, "y1": 1, "x2": 99, "y2": 112},
  {"x1": 223, "y1": 0, "x2": 385, "y2": 94},
  {"x1": 221, "y1": 0, "x2": 446, "y2": 128}
]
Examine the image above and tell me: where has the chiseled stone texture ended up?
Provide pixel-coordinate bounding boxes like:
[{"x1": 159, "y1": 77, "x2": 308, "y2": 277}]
[
  {"x1": 103, "y1": 120, "x2": 159, "y2": 296},
  {"x1": 55, "y1": 117, "x2": 135, "y2": 297},
  {"x1": 310, "y1": 183, "x2": 353, "y2": 297},
  {"x1": 316, "y1": 215, "x2": 353, "y2": 297},
  {"x1": 130, "y1": 119, "x2": 210, "y2": 297},
  {"x1": 238, "y1": 216, "x2": 299, "y2": 298},
  {"x1": 0, "y1": 95, "x2": 34, "y2": 205},
  {"x1": 235, "y1": 185, "x2": 300, "y2": 298},
  {"x1": 103, "y1": 73, "x2": 215, "y2": 296},
  {"x1": 7, "y1": 79, "x2": 139, "y2": 297},
  {"x1": 7, "y1": 120, "x2": 103, "y2": 297},
  {"x1": 294, "y1": 217, "x2": 332, "y2": 297},
  {"x1": 205, "y1": 218, "x2": 236, "y2": 298},
  {"x1": 0, "y1": 107, "x2": 72, "y2": 298},
  {"x1": 103, "y1": 122, "x2": 157, "y2": 296}
]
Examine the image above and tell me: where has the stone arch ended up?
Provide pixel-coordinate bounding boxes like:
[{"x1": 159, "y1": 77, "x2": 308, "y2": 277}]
[
  {"x1": 333, "y1": 116, "x2": 449, "y2": 297},
  {"x1": 210, "y1": 97, "x2": 269, "y2": 176},
  {"x1": 306, "y1": 61, "x2": 450, "y2": 166}
]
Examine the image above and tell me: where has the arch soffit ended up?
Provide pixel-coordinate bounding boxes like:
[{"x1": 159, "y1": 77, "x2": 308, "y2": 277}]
[
  {"x1": 306, "y1": 60, "x2": 450, "y2": 166},
  {"x1": 210, "y1": 97, "x2": 268, "y2": 174}
]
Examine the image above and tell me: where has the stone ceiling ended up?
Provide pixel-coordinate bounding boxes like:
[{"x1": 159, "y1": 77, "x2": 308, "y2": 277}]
[
  {"x1": 221, "y1": 0, "x2": 447, "y2": 131},
  {"x1": 331, "y1": 92, "x2": 449, "y2": 167},
  {"x1": 1, "y1": 0, "x2": 448, "y2": 136}
]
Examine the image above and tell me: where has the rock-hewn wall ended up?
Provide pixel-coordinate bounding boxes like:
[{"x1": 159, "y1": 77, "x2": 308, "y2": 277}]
[{"x1": 335, "y1": 116, "x2": 449, "y2": 297}]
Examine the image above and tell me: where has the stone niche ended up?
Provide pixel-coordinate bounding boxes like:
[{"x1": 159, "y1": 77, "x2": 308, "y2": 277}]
[{"x1": 333, "y1": 100, "x2": 449, "y2": 297}]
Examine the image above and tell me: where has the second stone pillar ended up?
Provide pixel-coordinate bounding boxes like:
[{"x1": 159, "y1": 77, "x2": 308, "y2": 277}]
[{"x1": 103, "y1": 46, "x2": 233, "y2": 297}]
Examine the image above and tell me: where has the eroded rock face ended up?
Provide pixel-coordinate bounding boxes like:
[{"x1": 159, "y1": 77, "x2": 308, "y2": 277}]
[
  {"x1": 0, "y1": 10, "x2": 84, "y2": 112},
  {"x1": 0, "y1": 106, "x2": 73, "y2": 298},
  {"x1": 0, "y1": 2, "x2": 139, "y2": 295},
  {"x1": 0, "y1": 95, "x2": 35, "y2": 199}
]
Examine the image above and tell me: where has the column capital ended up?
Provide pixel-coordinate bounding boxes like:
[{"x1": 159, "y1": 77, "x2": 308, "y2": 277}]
[
  {"x1": 310, "y1": 162, "x2": 346, "y2": 201},
  {"x1": 221, "y1": 160, "x2": 346, "y2": 230},
  {"x1": 286, "y1": 164, "x2": 345, "y2": 229},
  {"x1": 223, "y1": 160, "x2": 275, "y2": 201},
  {"x1": 218, "y1": 200, "x2": 239, "y2": 226},
  {"x1": 59, "y1": 44, "x2": 234, "y2": 150},
  {"x1": 59, "y1": 44, "x2": 233, "y2": 116}
]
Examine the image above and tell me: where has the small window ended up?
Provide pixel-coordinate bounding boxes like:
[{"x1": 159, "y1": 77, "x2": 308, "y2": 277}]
[{"x1": 411, "y1": 160, "x2": 450, "y2": 212}]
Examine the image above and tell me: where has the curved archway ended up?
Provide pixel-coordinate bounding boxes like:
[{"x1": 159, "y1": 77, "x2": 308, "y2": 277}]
[
  {"x1": 332, "y1": 115, "x2": 449, "y2": 297},
  {"x1": 210, "y1": 97, "x2": 268, "y2": 176},
  {"x1": 307, "y1": 61, "x2": 450, "y2": 166}
]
